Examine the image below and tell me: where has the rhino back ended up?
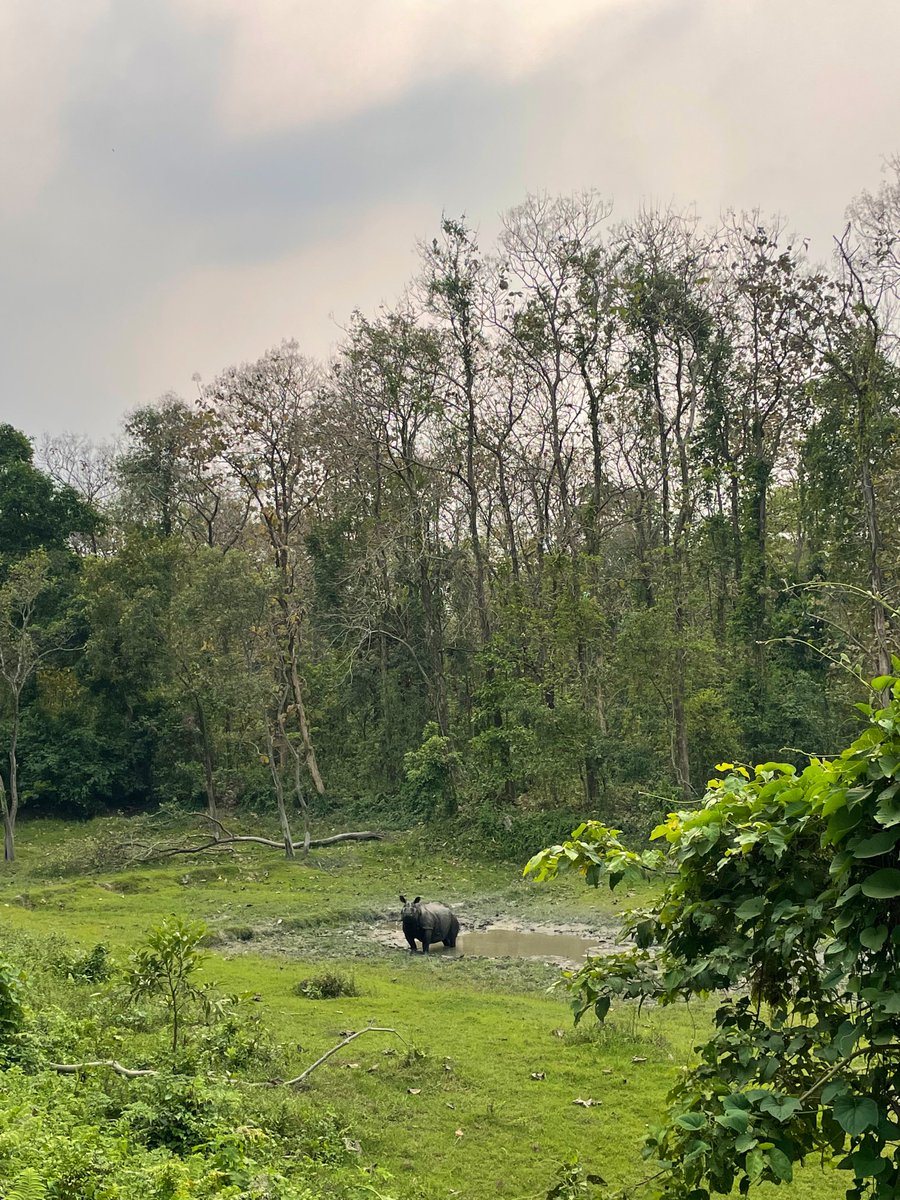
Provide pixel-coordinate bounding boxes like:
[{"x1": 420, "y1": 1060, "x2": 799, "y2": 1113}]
[{"x1": 419, "y1": 902, "x2": 453, "y2": 937}]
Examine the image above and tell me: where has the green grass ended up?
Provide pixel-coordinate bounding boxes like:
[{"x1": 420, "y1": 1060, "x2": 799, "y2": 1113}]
[{"x1": 0, "y1": 814, "x2": 841, "y2": 1200}]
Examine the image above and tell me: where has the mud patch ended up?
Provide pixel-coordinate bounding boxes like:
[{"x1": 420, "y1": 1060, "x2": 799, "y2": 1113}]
[{"x1": 371, "y1": 918, "x2": 625, "y2": 965}]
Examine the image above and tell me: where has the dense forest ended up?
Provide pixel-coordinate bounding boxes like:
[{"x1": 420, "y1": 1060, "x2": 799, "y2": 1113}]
[{"x1": 2, "y1": 171, "x2": 899, "y2": 863}]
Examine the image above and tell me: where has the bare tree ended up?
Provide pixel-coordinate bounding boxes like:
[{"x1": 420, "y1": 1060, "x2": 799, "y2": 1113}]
[
  {"x1": 0, "y1": 551, "x2": 72, "y2": 861},
  {"x1": 201, "y1": 343, "x2": 328, "y2": 794}
]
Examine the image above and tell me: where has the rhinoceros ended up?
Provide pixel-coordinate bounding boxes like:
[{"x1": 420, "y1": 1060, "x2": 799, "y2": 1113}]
[{"x1": 399, "y1": 895, "x2": 460, "y2": 953}]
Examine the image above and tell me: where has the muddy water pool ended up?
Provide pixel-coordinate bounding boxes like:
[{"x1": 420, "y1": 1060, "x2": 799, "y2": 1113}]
[
  {"x1": 373, "y1": 923, "x2": 620, "y2": 965},
  {"x1": 455, "y1": 927, "x2": 607, "y2": 962}
]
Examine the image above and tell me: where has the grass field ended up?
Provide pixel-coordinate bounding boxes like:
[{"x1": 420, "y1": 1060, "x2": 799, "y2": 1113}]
[{"x1": 0, "y1": 814, "x2": 841, "y2": 1199}]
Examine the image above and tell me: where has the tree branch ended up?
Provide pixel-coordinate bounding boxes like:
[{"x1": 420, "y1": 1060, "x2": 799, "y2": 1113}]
[
  {"x1": 282, "y1": 1026, "x2": 409, "y2": 1087},
  {"x1": 798, "y1": 1044, "x2": 900, "y2": 1103},
  {"x1": 126, "y1": 815, "x2": 384, "y2": 861},
  {"x1": 48, "y1": 1059, "x2": 157, "y2": 1079},
  {"x1": 47, "y1": 1026, "x2": 410, "y2": 1088}
]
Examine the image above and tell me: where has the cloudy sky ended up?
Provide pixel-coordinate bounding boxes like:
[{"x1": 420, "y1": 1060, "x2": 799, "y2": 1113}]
[{"x1": 3, "y1": 0, "x2": 899, "y2": 439}]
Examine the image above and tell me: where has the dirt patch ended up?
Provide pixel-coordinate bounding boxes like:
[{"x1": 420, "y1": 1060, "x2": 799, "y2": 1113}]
[{"x1": 370, "y1": 912, "x2": 627, "y2": 965}]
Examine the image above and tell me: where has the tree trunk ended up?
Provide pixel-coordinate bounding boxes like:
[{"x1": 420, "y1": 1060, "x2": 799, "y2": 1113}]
[
  {"x1": 195, "y1": 699, "x2": 218, "y2": 825},
  {"x1": 3, "y1": 712, "x2": 20, "y2": 863},
  {"x1": 266, "y1": 726, "x2": 295, "y2": 859},
  {"x1": 858, "y1": 363, "x2": 892, "y2": 677},
  {"x1": 281, "y1": 614, "x2": 325, "y2": 795},
  {"x1": 2, "y1": 811, "x2": 14, "y2": 864},
  {"x1": 463, "y1": 358, "x2": 491, "y2": 646},
  {"x1": 672, "y1": 551, "x2": 693, "y2": 801},
  {"x1": 581, "y1": 366, "x2": 607, "y2": 558},
  {"x1": 413, "y1": 507, "x2": 450, "y2": 736}
]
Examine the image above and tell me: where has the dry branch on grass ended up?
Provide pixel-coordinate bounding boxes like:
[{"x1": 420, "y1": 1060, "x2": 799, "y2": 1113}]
[
  {"x1": 48, "y1": 1059, "x2": 156, "y2": 1079},
  {"x1": 281, "y1": 1026, "x2": 408, "y2": 1087},
  {"x1": 121, "y1": 814, "x2": 384, "y2": 863},
  {"x1": 47, "y1": 1026, "x2": 408, "y2": 1088}
]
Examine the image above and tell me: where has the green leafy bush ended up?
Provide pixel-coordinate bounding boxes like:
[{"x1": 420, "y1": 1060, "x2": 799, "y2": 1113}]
[
  {"x1": 127, "y1": 917, "x2": 211, "y2": 1063},
  {"x1": 0, "y1": 956, "x2": 25, "y2": 1045},
  {"x1": 293, "y1": 969, "x2": 360, "y2": 1000},
  {"x1": 399, "y1": 723, "x2": 460, "y2": 818},
  {"x1": 528, "y1": 669, "x2": 900, "y2": 1199}
]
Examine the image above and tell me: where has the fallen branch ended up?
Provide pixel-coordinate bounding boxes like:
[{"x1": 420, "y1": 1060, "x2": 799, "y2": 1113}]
[
  {"x1": 48, "y1": 1059, "x2": 156, "y2": 1079},
  {"x1": 126, "y1": 815, "x2": 384, "y2": 862},
  {"x1": 46, "y1": 1026, "x2": 409, "y2": 1088},
  {"x1": 282, "y1": 1026, "x2": 409, "y2": 1087}
]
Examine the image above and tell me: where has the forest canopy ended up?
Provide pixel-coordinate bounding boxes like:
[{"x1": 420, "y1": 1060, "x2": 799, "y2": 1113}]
[{"x1": 2, "y1": 171, "x2": 899, "y2": 861}]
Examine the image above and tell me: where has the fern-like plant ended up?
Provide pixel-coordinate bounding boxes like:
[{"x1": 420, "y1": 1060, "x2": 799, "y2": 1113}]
[{"x1": 4, "y1": 1167, "x2": 47, "y2": 1200}]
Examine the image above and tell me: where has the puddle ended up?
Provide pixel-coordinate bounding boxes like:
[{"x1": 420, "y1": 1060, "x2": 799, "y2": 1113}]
[
  {"x1": 454, "y1": 928, "x2": 607, "y2": 963},
  {"x1": 371, "y1": 922, "x2": 619, "y2": 965}
]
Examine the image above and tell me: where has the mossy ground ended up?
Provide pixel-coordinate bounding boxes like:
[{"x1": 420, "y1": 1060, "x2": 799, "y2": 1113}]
[{"x1": 0, "y1": 815, "x2": 839, "y2": 1199}]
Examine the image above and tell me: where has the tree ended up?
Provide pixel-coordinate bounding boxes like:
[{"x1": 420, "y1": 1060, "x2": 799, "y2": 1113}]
[
  {"x1": 201, "y1": 344, "x2": 328, "y2": 795},
  {"x1": 526, "y1": 671, "x2": 900, "y2": 1199},
  {"x1": 165, "y1": 545, "x2": 274, "y2": 824},
  {"x1": 37, "y1": 432, "x2": 118, "y2": 555},
  {"x1": 117, "y1": 398, "x2": 248, "y2": 548},
  {"x1": 127, "y1": 917, "x2": 211, "y2": 1065},
  {"x1": 0, "y1": 425, "x2": 98, "y2": 568},
  {"x1": 0, "y1": 551, "x2": 72, "y2": 861}
]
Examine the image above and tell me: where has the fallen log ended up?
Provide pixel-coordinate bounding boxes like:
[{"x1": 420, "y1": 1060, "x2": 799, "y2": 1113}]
[
  {"x1": 283, "y1": 1026, "x2": 408, "y2": 1087},
  {"x1": 127, "y1": 815, "x2": 384, "y2": 862},
  {"x1": 48, "y1": 1059, "x2": 156, "y2": 1079},
  {"x1": 48, "y1": 1026, "x2": 408, "y2": 1087}
]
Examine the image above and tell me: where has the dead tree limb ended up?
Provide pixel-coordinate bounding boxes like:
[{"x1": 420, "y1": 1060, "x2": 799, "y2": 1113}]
[
  {"x1": 49, "y1": 1059, "x2": 157, "y2": 1079},
  {"x1": 282, "y1": 1026, "x2": 409, "y2": 1087},
  {"x1": 47, "y1": 1027, "x2": 408, "y2": 1087},
  {"x1": 126, "y1": 815, "x2": 384, "y2": 862}
]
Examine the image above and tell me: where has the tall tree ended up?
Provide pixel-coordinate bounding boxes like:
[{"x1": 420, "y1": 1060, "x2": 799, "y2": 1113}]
[
  {"x1": 202, "y1": 343, "x2": 328, "y2": 794},
  {"x1": 0, "y1": 551, "x2": 71, "y2": 861}
]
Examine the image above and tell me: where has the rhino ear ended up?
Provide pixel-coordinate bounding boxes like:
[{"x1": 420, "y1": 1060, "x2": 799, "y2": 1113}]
[
  {"x1": 414, "y1": 896, "x2": 421, "y2": 904},
  {"x1": 399, "y1": 895, "x2": 406, "y2": 903}
]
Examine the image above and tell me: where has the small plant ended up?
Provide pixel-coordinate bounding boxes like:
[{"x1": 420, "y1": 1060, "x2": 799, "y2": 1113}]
[
  {"x1": 122, "y1": 1073, "x2": 228, "y2": 1153},
  {"x1": 546, "y1": 1157, "x2": 606, "y2": 1199},
  {"x1": 127, "y1": 917, "x2": 211, "y2": 1065},
  {"x1": 0, "y1": 956, "x2": 26, "y2": 1059},
  {"x1": 56, "y1": 942, "x2": 114, "y2": 983},
  {"x1": 2, "y1": 1168, "x2": 47, "y2": 1200},
  {"x1": 293, "y1": 969, "x2": 360, "y2": 1000},
  {"x1": 198, "y1": 994, "x2": 276, "y2": 1071}
]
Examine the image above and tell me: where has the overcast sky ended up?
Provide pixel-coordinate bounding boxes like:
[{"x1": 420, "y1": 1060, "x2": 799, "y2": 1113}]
[{"x1": 2, "y1": 0, "x2": 899, "y2": 440}]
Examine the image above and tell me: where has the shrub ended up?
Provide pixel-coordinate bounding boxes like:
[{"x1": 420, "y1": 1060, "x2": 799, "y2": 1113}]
[
  {"x1": 121, "y1": 1073, "x2": 234, "y2": 1154},
  {"x1": 292, "y1": 969, "x2": 360, "y2": 1000}
]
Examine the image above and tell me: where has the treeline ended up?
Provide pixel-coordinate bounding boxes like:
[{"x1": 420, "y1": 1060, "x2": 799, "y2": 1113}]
[{"x1": 2, "y1": 176, "x2": 899, "y2": 859}]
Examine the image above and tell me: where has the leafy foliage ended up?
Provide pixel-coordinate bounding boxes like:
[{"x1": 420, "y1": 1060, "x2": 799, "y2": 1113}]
[
  {"x1": 293, "y1": 969, "x2": 361, "y2": 1000},
  {"x1": 527, "y1": 671, "x2": 900, "y2": 1199},
  {"x1": 0, "y1": 954, "x2": 26, "y2": 1054},
  {"x1": 127, "y1": 917, "x2": 212, "y2": 1064},
  {"x1": 0, "y1": 929, "x2": 391, "y2": 1200}
]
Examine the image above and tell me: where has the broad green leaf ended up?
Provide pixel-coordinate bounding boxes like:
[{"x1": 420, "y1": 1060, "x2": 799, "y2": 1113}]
[
  {"x1": 745, "y1": 1148, "x2": 766, "y2": 1181},
  {"x1": 859, "y1": 925, "x2": 888, "y2": 951},
  {"x1": 826, "y1": 806, "x2": 862, "y2": 842},
  {"x1": 759, "y1": 1095, "x2": 801, "y2": 1122},
  {"x1": 735, "y1": 897, "x2": 766, "y2": 920},
  {"x1": 675, "y1": 1112, "x2": 707, "y2": 1131},
  {"x1": 716, "y1": 1110, "x2": 750, "y2": 1132},
  {"x1": 851, "y1": 827, "x2": 900, "y2": 858},
  {"x1": 766, "y1": 1147, "x2": 793, "y2": 1182},
  {"x1": 833, "y1": 1095, "x2": 879, "y2": 1135},
  {"x1": 860, "y1": 868, "x2": 900, "y2": 899}
]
